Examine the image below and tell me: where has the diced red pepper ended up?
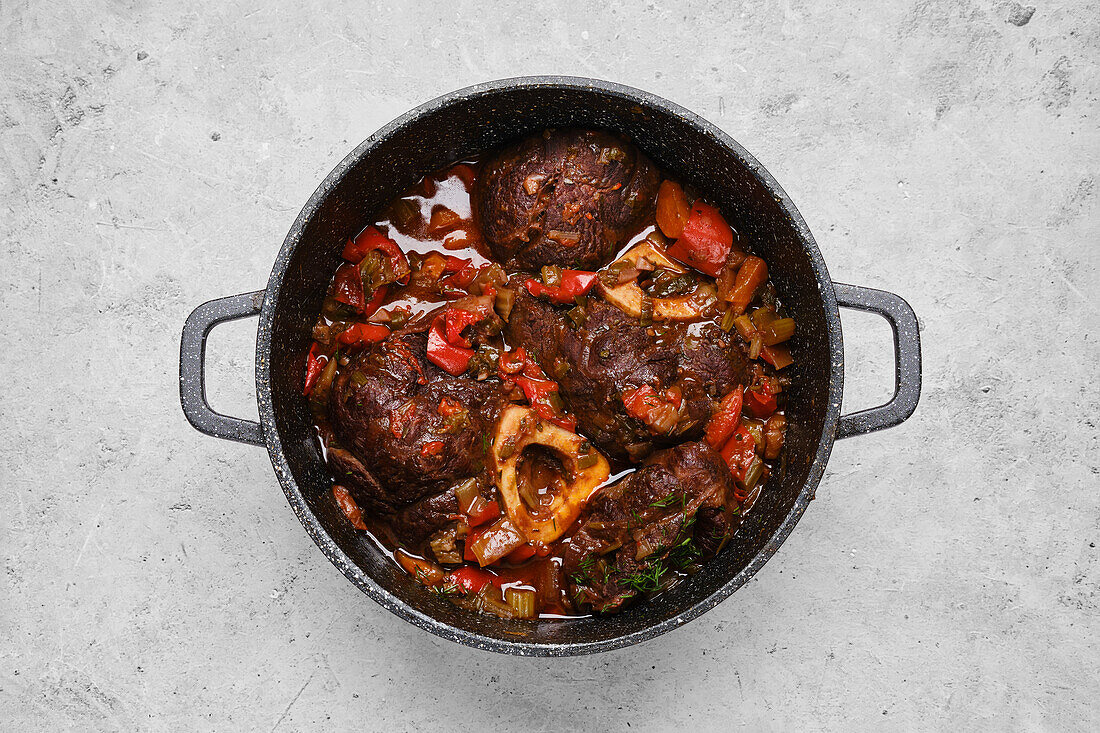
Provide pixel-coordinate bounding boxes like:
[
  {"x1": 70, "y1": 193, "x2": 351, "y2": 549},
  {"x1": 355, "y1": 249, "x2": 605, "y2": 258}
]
[
  {"x1": 744, "y1": 388, "x2": 778, "y2": 419},
  {"x1": 720, "y1": 425, "x2": 757, "y2": 481},
  {"x1": 514, "y1": 374, "x2": 576, "y2": 431},
  {"x1": 505, "y1": 544, "x2": 537, "y2": 564},
  {"x1": 443, "y1": 308, "x2": 482, "y2": 348},
  {"x1": 498, "y1": 347, "x2": 530, "y2": 375},
  {"x1": 705, "y1": 389, "x2": 744, "y2": 449},
  {"x1": 420, "y1": 440, "x2": 445, "y2": 458},
  {"x1": 666, "y1": 201, "x2": 734, "y2": 278},
  {"x1": 447, "y1": 566, "x2": 499, "y2": 595},
  {"x1": 442, "y1": 263, "x2": 479, "y2": 291},
  {"x1": 466, "y1": 497, "x2": 501, "y2": 527},
  {"x1": 426, "y1": 317, "x2": 474, "y2": 375},
  {"x1": 362, "y1": 284, "x2": 388, "y2": 319},
  {"x1": 437, "y1": 396, "x2": 465, "y2": 417},
  {"x1": 622, "y1": 385, "x2": 682, "y2": 434},
  {"x1": 524, "y1": 270, "x2": 598, "y2": 304},
  {"x1": 303, "y1": 343, "x2": 326, "y2": 396},
  {"x1": 336, "y1": 322, "x2": 390, "y2": 347},
  {"x1": 443, "y1": 255, "x2": 471, "y2": 273},
  {"x1": 343, "y1": 226, "x2": 410, "y2": 285},
  {"x1": 332, "y1": 262, "x2": 365, "y2": 311}
]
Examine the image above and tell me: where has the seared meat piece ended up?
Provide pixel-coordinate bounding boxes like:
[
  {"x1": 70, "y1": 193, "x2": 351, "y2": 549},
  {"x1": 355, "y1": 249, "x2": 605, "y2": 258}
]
[
  {"x1": 329, "y1": 326, "x2": 504, "y2": 514},
  {"x1": 506, "y1": 289, "x2": 748, "y2": 463},
  {"x1": 562, "y1": 441, "x2": 740, "y2": 614},
  {"x1": 475, "y1": 129, "x2": 660, "y2": 270}
]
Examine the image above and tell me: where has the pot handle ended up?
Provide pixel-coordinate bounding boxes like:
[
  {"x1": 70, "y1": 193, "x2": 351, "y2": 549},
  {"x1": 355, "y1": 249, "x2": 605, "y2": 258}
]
[
  {"x1": 833, "y1": 283, "x2": 921, "y2": 439},
  {"x1": 179, "y1": 290, "x2": 266, "y2": 446}
]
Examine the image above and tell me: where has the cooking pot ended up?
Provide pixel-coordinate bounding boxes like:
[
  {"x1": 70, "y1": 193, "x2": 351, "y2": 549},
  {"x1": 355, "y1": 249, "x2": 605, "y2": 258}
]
[{"x1": 179, "y1": 77, "x2": 921, "y2": 656}]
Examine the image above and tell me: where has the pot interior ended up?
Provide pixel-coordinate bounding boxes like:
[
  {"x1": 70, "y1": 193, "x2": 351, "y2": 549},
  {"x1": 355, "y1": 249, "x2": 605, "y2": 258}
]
[{"x1": 261, "y1": 80, "x2": 836, "y2": 652}]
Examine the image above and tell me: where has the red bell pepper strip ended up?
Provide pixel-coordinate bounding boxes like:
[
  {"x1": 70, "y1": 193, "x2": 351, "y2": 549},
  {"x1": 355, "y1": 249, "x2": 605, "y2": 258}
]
[
  {"x1": 420, "y1": 440, "x2": 445, "y2": 458},
  {"x1": 447, "y1": 566, "x2": 500, "y2": 595},
  {"x1": 523, "y1": 270, "x2": 598, "y2": 304},
  {"x1": 332, "y1": 262, "x2": 366, "y2": 311},
  {"x1": 362, "y1": 284, "x2": 388, "y2": 319},
  {"x1": 336, "y1": 322, "x2": 391, "y2": 347},
  {"x1": 744, "y1": 388, "x2": 778, "y2": 419},
  {"x1": 514, "y1": 374, "x2": 576, "y2": 431},
  {"x1": 343, "y1": 226, "x2": 410, "y2": 284},
  {"x1": 498, "y1": 347, "x2": 530, "y2": 375},
  {"x1": 667, "y1": 201, "x2": 734, "y2": 278},
  {"x1": 443, "y1": 308, "x2": 482, "y2": 348},
  {"x1": 443, "y1": 255, "x2": 471, "y2": 273},
  {"x1": 426, "y1": 317, "x2": 474, "y2": 375},
  {"x1": 466, "y1": 497, "x2": 501, "y2": 527},
  {"x1": 705, "y1": 389, "x2": 744, "y2": 449},
  {"x1": 720, "y1": 425, "x2": 757, "y2": 481},
  {"x1": 442, "y1": 263, "x2": 479, "y2": 291},
  {"x1": 505, "y1": 544, "x2": 537, "y2": 564},
  {"x1": 303, "y1": 343, "x2": 326, "y2": 396}
]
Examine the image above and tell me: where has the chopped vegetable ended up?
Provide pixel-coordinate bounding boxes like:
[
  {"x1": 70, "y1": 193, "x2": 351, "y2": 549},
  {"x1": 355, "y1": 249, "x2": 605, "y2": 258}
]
[
  {"x1": 437, "y1": 396, "x2": 466, "y2": 417},
  {"x1": 427, "y1": 205, "x2": 463, "y2": 236},
  {"x1": 332, "y1": 262, "x2": 366, "y2": 311},
  {"x1": 443, "y1": 307, "x2": 483, "y2": 348},
  {"x1": 336, "y1": 322, "x2": 390, "y2": 347},
  {"x1": 729, "y1": 256, "x2": 768, "y2": 315},
  {"x1": 505, "y1": 587, "x2": 537, "y2": 619},
  {"x1": 343, "y1": 227, "x2": 410, "y2": 286},
  {"x1": 332, "y1": 485, "x2": 367, "y2": 530},
  {"x1": 622, "y1": 385, "x2": 682, "y2": 435},
  {"x1": 524, "y1": 270, "x2": 598, "y2": 305},
  {"x1": 429, "y1": 527, "x2": 463, "y2": 565},
  {"x1": 505, "y1": 544, "x2": 537, "y2": 564},
  {"x1": 448, "y1": 566, "x2": 498, "y2": 595},
  {"x1": 705, "y1": 389, "x2": 744, "y2": 449},
  {"x1": 656, "y1": 180, "x2": 691, "y2": 238},
  {"x1": 420, "y1": 441, "x2": 445, "y2": 458},
  {"x1": 764, "y1": 414, "x2": 787, "y2": 460},
  {"x1": 426, "y1": 317, "x2": 474, "y2": 375},
  {"x1": 666, "y1": 201, "x2": 734, "y2": 277},
  {"x1": 494, "y1": 287, "x2": 515, "y2": 321},
  {"x1": 744, "y1": 385, "x2": 778, "y2": 419},
  {"x1": 454, "y1": 478, "x2": 501, "y2": 527},
  {"x1": 467, "y1": 517, "x2": 527, "y2": 567},
  {"x1": 514, "y1": 373, "x2": 576, "y2": 431},
  {"x1": 719, "y1": 424, "x2": 758, "y2": 482},
  {"x1": 760, "y1": 344, "x2": 794, "y2": 370},
  {"x1": 396, "y1": 549, "x2": 445, "y2": 586},
  {"x1": 303, "y1": 343, "x2": 326, "y2": 395}
]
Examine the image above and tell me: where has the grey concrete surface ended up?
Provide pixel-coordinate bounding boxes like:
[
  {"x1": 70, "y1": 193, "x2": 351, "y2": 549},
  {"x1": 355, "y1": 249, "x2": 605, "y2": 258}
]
[{"x1": 2, "y1": 0, "x2": 1097, "y2": 730}]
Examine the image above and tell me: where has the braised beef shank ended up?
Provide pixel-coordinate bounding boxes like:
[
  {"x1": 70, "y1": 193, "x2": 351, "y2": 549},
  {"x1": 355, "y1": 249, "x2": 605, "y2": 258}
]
[
  {"x1": 562, "y1": 441, "x2": 740, "y2": 614},
  {"x1": 506, "y1": 289, "x2": 748, "y2": 463},
  {"x1": 475, "y1": 129, "x2": 660, "y2": 270}
]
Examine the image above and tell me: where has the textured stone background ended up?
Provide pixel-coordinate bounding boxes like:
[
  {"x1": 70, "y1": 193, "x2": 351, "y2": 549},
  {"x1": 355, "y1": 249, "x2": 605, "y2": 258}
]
[{"x1": 2, "y1": 0, "x2": 1097, "y2": 730}]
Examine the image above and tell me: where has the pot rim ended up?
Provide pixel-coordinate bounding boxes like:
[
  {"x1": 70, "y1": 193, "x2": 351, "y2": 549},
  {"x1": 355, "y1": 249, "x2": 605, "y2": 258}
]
[{"x1": 254, "y1": 76, "x2": 844, "y2": 656}]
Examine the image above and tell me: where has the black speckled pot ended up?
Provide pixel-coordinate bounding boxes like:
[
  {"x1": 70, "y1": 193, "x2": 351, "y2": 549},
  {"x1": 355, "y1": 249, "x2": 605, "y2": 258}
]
[{"x1": 180, "y1": 77, "x2": 921, "y2": 656}]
